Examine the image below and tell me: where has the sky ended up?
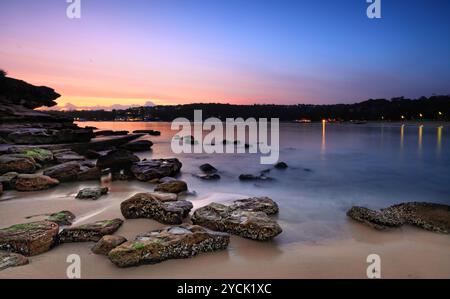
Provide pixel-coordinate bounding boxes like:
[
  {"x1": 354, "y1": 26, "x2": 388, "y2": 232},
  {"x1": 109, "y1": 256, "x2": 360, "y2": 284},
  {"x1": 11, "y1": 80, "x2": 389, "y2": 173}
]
[{"x1": 1, "y1": 0, "x2": 449, "y2": 109}]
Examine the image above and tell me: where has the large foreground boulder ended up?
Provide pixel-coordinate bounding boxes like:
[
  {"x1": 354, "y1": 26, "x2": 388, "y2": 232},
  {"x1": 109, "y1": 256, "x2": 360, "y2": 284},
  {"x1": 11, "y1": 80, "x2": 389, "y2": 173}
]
[
  {"x1": 0, "y1": 251, "x2": 29, "y2": 271},
  {"x1": 121, "y1": 192, "x2": 192, "y2": 224},
  {"x1": 348, "y1": 202, "x2": 450, "y2": 233},
  {"x1": 191, "y1": 197, "x2": 282, "y2": 241},
  {"x1": 14, "y1": 174, "x2": 59, "y2": 191},
  {"x1": 108, "y1": 224, "x2": 230, "y2": 267},
  {"x1": 59, "y1": 219, "x2": 124, "y2": 243},
  {"x1": 0, "y1": 221, "x2": 59, "y2": 256},
  {"x1": 130, "y1": 158, "x2": 182, "y2": 181},
  {"x1": 0, "y1": 155, "x2": 38, "y2": 174}
]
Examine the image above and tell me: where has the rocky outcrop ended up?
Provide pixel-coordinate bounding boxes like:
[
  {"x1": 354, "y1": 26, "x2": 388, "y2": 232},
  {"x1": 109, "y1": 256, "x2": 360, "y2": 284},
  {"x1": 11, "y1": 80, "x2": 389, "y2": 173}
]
[
  {"x1": 0, "y1": 221, "x2": 59, "y2": 256},
  {"x1": 91, "y1": 235, "x2": 127, "y2": 255},
  {"x1": 191, "y1": 197, "x2": 282, "y2": 241},
  {"x1": 154, "y1": 180, "x2": 188, "y2": 194},
  {"x1": 131, "y1": 158, "x2": 182, "y2": 181},
  {"x1": 0, "y1": 251, "x2": 29, "y2": 271},
  {"x1": 76, "y1": 187, "x2": 108, "y2": 200},
  {"x1": 0, "y1": 155, "x2": 38, "y2": 175},
  {"x1": 96, "y1": 149, "x2": 140, "y2": 172},
  {"x1": 108, "y1": 224, "x2": 230, "y2": 267},
  {"x1": 59, "y1": 219, "x2": 124, "y2": 243},
  {"x1": 43, "y1": 161, "x2": 80, "y2": 182},
  {"x1": 0, "y1": 75, "x2": 94, "y2": 145},
  {"x1": 347, "y1": 202, "x2": 450, "y2": 233},
  {"x1": 7, "y1": 147, "x2": 54, "y2": 164},
  {"x1": 120, "y1": 140, "x2": 153, "y2": 152},
  {"x1": 121, "y1": 192, "x2": 192, "y2": 224},
  {"x1": 14, "y1": 174, "x2": 59, "y2": 191},
  {"x1": 94, "y1": 130, "x2": 128, "y2": 137}
]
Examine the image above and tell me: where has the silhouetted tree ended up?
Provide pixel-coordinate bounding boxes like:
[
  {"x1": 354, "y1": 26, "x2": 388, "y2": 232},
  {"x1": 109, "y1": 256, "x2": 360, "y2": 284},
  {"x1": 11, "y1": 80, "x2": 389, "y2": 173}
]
[{"x1": 0, "y1": 69, "x2": 6, "y2": 77}]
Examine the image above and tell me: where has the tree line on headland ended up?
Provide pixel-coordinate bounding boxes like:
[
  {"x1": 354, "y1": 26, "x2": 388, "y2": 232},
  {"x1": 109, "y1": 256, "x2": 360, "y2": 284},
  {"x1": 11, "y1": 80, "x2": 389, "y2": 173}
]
[{"x1": 49, "y1": 96, "x2": 449, "y2": 122}]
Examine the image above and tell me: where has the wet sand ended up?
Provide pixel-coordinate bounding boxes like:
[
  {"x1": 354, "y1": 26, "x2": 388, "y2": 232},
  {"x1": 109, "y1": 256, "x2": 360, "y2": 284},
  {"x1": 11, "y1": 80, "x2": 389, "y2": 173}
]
[{"x1": 1, "y1": 181, "x2": 449, "y2": 279}]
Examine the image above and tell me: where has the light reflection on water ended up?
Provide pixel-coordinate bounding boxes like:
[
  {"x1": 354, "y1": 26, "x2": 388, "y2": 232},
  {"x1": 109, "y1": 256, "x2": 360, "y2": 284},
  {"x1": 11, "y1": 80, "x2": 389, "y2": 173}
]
[{"x1": 71, "y1": 121, "x2": 450, "y2": 243}]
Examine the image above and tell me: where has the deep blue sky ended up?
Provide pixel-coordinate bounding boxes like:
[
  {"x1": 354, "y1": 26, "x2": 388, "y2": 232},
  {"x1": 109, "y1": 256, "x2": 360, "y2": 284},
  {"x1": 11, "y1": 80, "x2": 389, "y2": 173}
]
[{"x1": 1, "y1": 0, "x2": 449, "y2": 106}]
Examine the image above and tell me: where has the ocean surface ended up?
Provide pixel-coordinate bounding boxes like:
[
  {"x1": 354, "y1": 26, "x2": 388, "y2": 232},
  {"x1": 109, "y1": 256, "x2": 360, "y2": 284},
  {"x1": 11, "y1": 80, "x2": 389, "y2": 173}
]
[{"x1": 77, "y1": 121, "x2": 450, "y2": 244}]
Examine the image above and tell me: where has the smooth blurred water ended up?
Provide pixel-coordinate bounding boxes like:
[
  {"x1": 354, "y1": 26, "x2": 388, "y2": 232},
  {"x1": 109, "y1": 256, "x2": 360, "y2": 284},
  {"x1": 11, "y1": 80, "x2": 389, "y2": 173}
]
[{"x1": 77, "y1": 121, "x2": 450, "y2": 244}]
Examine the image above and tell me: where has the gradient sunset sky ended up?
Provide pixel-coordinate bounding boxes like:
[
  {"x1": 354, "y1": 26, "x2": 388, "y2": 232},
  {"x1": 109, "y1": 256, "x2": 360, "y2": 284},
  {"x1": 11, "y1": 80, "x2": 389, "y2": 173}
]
[{"x1": 1, "y1": 0, "x2": 449, "y2": 109}]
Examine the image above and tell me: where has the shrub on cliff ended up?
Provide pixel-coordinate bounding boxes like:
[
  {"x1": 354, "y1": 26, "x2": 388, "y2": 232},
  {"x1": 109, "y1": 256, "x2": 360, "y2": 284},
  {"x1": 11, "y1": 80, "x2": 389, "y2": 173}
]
[{"x1": 0, "y1": 69, "x2": 6, "y2": 77}]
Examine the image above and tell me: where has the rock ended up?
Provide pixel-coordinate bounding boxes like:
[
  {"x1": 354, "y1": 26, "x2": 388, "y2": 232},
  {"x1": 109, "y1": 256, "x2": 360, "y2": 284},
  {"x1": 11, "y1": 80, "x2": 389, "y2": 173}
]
[
  {"x1": 199, "y1": 163, "x2": 217, "y2": 173},
  {"x1": 239, "y1": 174, "x2": 272, "y2": 181},
  {"x1": 274, "y1": 162, "x2": 288, "y2": 169},
  {"x1": 346, "y1": 206, "x2": 404, "y2": 230},
  {"x1": 43, "y1": 161, "x2": 80, "y2": 182},
  {"x1": 132, "y1": 130, "x2": 161, "y2": 136},
  {"x1": 0, "y1": 154, "x2": 38, "y2": 174},
  {"x1": 121, "y1": 140, "x2": 153, "y2": 152},
  {"x1": 47, "y1": 210, "x2": 76, "y2": 226},
  {"x1": 0, "y1": 251, "x2": 29, "y2": 271},
  {"x1": 76, "y1": 187, "x2": 108, "y2": 200},
  {"x1": 0, "y1": 172, "x2": 18, "y2": 190},
  {"x1": 15, "y1": 174, "x2": 59, "y2": 191},
  {"x1": 108, "y1": 224, "x2": 230, "y2": 267},
  {"x1": 130, "y1": 158, "x2": 182, "y2": 181},
  {"x1": 384, "y1": 202, "x2": 450, "y2": 233},
  {"x1": 154, "y1": 180, "x2": 188, "y2": 194},
  {"x1": 59, "y1": 219, "x2": 124, "y2": 243},
  {"x1": 96, "y1": 149, "x2": 140, "y2": 172},
  {"x1": 121, "y1": 192, "x2": 192, "y2": 224},
  {"x1": 230, "y1": 197, "x2": 279, "y2": 215},
  {"x1": 0, "y1": 221, "x2": 59, "y2": 256},
  {"x1": 194, "y1": 173, "x2": 221, "y2": 180},
  {"x1": 54, "y1": 150, "x2": 85, "y2": 164},
  {"x1": 0, "y1": 183, "x2": 2, "y2": 196},
  {"x1": 91, "y1": 235, "x2": 127, "y2": 255},
  {"x1": 84, "y1": 150, "x2": 102, "y2": 159},
  {"x1": 111, "y1": 171, "x2": 132, "y2": 181},
  {"x1": 77, "y1": 166, "x2": 101, "y2": 181},
  {"x1": 7, "y1": 128, "x2": 93, "y2": 145},
  {"x1": 8, "y1": 148, "x2": 54, "y2": 164},
  {"x1": 191, "y1": 201, "x2": 282, "y2": 241},
  {"x1": 94, "y1": 130, "x2": 129, "y2": 137}
]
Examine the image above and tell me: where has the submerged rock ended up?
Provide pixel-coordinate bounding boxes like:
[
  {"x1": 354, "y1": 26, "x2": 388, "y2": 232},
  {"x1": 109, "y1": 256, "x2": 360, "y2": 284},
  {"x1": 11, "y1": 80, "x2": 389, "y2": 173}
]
[
  {"x1": 121, "y1": 192, "x2": 192, "y2": 224},
  {"x1": 96, "y1": 149, "x2": 140, "y2": 172},
  {"x1": 0, "y1": 155, "x2": 38, "y2": 174},
  {"x1": 347, "y1": 202, "x2": 450, "y2": 233},
  {"x1": 76, "y1": 187, "x2": 109, "y2": 200},
  {"x1": 108, "y1": 224, "x2": 230, "y2": 267},
  {"x1": 14, "y1": 174, "x2": 59, "y2": 191},
  {"x1": 239, "y1": 174, "x2": 272, "y2": 181},
  {"x1": 59, "y1": 219, "x2": 124, "y2": 243},
  {"x1": 43, "y1": 161, "x2": 80, "y2": 182},
  {"x1": 130, "y1": 158, "x2": 182, "y2": 181},
  {"x1": 192, "y1": 197, "x2": 282, "y2": 241},
  {"x1": 0, "y1": 221, "x2": 59, "y2": 256},
  {"x1": 194, "y1": 173, "x2": 221, "y2": 180},
  {"x1": 121, "y1": 140, "x2": 153, "y2": 152},
  {"x1": 154, "y1": 180, "x2": 188, "y2": 194},
  {"x1": 91, "y1": 235, "x2": 127, "y2": 255},
  {"x1": 199, "y1": 163, "x2": 217, "y2": 173},
  {"x1": 0, "y1": 251, "x2": 29, "y2": 271},
  {"x1": 274, "y1": 162, "x2": 288, "y2": 169},
  {"x1": 47, "y1": 210, "x2": 76, "y2": 226}
]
